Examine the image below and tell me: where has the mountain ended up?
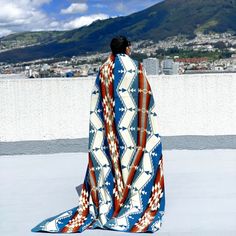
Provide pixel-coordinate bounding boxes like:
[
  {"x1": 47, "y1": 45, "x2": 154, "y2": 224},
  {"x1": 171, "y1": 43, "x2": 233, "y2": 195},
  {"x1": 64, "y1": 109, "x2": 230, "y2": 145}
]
[
  {"x1": 1, "y1": 0, "x2": 236, "y2": 63},
  {"x1": 1, "y1": 31, "x2": 65, "y2": 45}
]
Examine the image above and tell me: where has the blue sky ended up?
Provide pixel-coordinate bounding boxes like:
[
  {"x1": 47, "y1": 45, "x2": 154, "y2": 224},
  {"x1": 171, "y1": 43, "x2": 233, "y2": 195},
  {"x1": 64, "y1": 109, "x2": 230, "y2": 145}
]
[{"x1": 0, "y1": 0, "x2": 163, "y2": 37}]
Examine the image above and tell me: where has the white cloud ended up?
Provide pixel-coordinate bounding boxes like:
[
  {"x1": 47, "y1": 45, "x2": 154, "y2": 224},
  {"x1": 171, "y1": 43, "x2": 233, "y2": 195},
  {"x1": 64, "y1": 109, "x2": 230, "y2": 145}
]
[
  {"x1": 0, "y1": 3, "x2": 48, "y2": 26},
  {"x1": 0, "y1": 0, "x2": 109, "y2": 38},
  {"x1": 0, "y1": 0, "x2": 54, "y2": 37},
  {"x1": 0, "y1": 3, "x2": 28, "y2": 23},
  {"x1": 30, "y1": 0, "x2": 51, "y2": 7},
  {"x1": 63, "y1": 14, "x2": 109, "y2": 29},
  {"x1": 49, "y1": 21, "x2": 60, "y2": 28},
  {"x1": 61, "y1": 3, "x2": 88, "y2": 14},
  {"x1": 0, "y1": 29, "x2": 13, "y2": 38}
]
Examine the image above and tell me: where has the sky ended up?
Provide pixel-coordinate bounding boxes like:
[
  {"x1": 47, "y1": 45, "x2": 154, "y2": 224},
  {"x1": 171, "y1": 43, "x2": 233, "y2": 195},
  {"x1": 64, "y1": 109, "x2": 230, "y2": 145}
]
[{"x1": 0, "y1": 0, "x2": 163, "y2": 37}]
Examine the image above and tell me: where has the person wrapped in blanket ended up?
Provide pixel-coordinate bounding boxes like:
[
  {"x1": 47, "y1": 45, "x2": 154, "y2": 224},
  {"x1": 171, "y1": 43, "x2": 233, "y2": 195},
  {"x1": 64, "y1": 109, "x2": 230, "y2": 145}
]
[{"x1": 31, "y1": 36, "x2": 165, "y2": 233}]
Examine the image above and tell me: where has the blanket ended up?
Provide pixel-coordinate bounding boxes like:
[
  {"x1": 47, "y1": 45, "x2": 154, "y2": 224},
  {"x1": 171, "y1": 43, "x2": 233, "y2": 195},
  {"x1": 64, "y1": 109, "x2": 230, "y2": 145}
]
[{"x1": 31, "y1": 53, "x2": 165, "y2": 233}]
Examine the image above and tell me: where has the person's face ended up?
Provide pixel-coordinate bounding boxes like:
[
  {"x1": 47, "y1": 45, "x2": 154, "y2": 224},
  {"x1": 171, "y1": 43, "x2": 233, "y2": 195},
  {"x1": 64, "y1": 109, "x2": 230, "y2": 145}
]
[{"x1": 126, "y1": 45, "x2": 131, "y2": 55}]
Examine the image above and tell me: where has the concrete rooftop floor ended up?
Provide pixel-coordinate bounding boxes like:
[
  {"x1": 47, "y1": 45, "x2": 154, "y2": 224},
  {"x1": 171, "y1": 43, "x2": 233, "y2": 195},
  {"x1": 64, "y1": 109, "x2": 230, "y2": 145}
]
[{"x1": 1, "y1": 149, "x2": 236, "y2": 236}]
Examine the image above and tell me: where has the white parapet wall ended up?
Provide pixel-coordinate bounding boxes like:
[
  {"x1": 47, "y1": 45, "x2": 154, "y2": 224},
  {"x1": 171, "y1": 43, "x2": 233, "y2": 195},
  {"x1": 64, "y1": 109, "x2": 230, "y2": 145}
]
[{"x1": 0, "y1": 73, "x2": 236, "y2": 142}]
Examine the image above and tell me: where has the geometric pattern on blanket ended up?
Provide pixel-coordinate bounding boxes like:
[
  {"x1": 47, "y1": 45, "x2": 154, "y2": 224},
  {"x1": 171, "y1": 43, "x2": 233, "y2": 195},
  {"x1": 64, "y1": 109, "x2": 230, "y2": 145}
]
[{"x1": 31, "y1": 53, "x2": 165, "y2": 233}]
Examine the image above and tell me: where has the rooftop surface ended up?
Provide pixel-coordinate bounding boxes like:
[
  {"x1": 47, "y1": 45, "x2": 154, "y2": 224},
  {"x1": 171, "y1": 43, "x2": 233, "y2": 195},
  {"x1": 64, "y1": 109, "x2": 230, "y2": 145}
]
[{"x1": 1, "y1": 149, "x2": 236, "y2": 236}]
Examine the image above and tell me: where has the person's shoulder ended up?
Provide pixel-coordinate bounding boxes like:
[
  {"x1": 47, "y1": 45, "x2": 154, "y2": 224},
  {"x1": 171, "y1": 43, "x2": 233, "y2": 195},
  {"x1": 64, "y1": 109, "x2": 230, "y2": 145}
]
[
  {"x1": 116, "y1": 54, "x2": 138, "y2": 64},
  {"x1": 99, "y1": 54, "x2": 114, "y2": 70},
  {"x1": 132, "y1": 57, "x2": 139, "y2": 65},
  {"x1": 129, "y1": 56, "x2": 139, "y2": 68}
]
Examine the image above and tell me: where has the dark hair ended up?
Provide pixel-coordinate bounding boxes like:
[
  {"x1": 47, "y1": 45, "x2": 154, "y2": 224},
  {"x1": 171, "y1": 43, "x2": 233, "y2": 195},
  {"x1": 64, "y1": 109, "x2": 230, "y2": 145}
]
[{"x1": 110, "y1": 36, "x2": 131, "y2": 55}]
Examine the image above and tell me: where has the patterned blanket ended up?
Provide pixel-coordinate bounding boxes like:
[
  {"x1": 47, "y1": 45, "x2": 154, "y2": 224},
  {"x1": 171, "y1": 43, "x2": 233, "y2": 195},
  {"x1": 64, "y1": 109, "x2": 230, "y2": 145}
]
[{"x1": 31, "y1": 53, "x2": 165, "y2": 233}]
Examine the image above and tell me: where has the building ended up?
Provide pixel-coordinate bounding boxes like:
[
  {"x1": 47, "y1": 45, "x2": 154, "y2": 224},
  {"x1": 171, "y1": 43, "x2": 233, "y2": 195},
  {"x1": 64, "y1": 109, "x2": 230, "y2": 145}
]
[
  {"x1": 162, "y1": 59, "x2": 180, "y2": 75},
  {"x1": 142, "y1": 58, "x2": 159, "y2": 75}
]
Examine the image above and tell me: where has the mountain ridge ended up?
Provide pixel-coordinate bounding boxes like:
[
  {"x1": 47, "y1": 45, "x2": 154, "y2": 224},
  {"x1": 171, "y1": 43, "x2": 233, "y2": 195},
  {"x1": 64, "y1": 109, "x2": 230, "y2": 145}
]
[{"x1": 1, "y1": 0, "x2": 236, "y2": 63}]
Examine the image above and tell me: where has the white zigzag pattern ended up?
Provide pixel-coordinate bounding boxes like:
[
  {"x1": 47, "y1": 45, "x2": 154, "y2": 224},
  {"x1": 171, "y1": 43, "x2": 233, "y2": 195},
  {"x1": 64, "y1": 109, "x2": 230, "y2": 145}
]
[
  {"x1": 42, "y1": 211, "x2": 73, "y2": 232},
  {"x1": 117, "y1": 58, "x2": 161, "y2": 222},
  {"x1": 89, "y1": 80, "x2": 112, "y2": 224},
  {"x1": 117, "y1": 55, "x2": 137, "y2": 185},
  {"x1": 132, "y1": 97, "x2": 161, "y2": 194}
]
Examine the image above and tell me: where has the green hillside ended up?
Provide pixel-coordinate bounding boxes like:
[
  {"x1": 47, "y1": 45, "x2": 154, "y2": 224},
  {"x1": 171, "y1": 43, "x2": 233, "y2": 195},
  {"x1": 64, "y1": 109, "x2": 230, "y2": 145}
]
[{"x1": 0, "y1": 0, "x2": 236, "y2": 63}]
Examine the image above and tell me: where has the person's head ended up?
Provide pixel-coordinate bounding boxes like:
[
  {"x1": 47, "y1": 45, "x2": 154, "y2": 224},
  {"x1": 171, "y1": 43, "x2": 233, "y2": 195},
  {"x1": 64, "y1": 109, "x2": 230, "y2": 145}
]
[{"x1": 110, "y1": 36, "x2": 131, "y2": 56}]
